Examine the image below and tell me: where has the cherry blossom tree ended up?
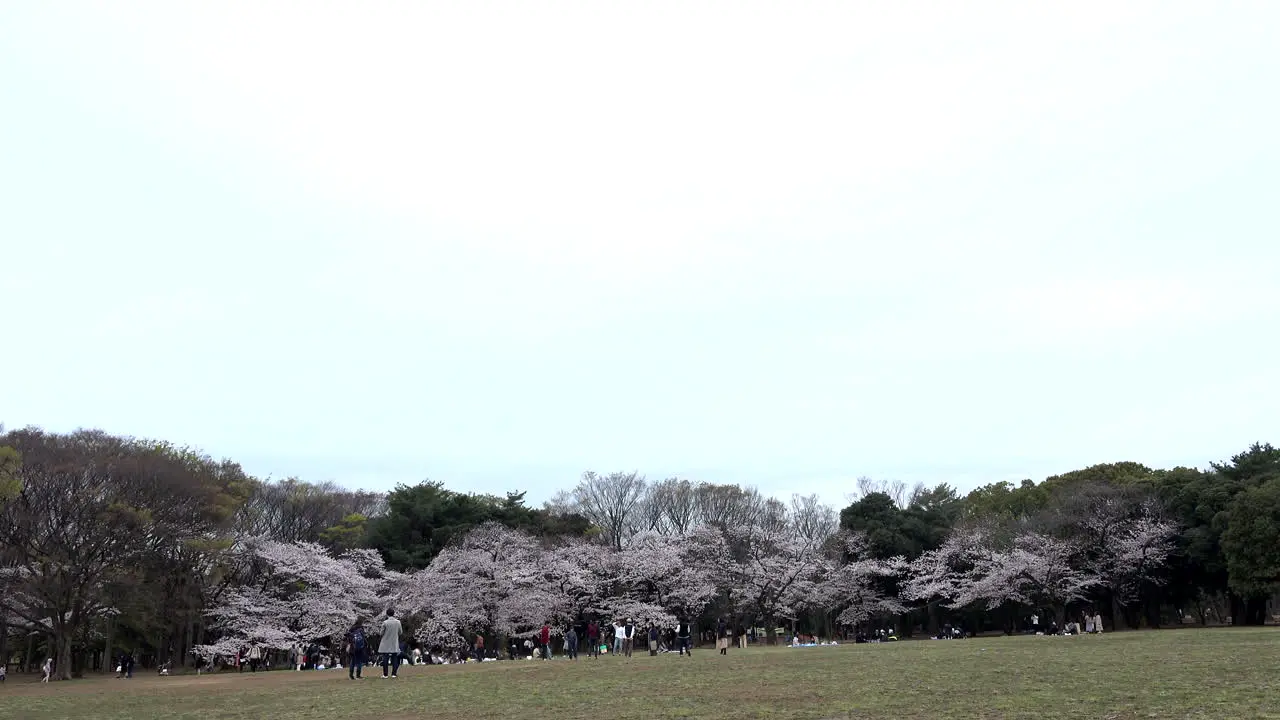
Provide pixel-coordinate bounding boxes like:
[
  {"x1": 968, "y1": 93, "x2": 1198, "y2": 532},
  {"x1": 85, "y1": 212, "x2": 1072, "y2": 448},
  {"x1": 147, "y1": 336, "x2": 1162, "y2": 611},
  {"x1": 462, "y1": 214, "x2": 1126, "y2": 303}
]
[
  {"x1": 541, "y1": 540, "x2": 614, "y2": 623},
  {"x1": 816, "y1": 533, "x2": 906, "y2": 626},
  {"x1": 614, "y1": 527, "x2": 727, "y2": 621},
  {"x1": 195, "y1": 538, "x2": 399, "y2": 659},
  {"x1": 902, "y1": 525, "x2": 1000, "y2": 608},
  {"x1": 953, "y1": 531, "x2": 1099, "y2": 625},
  {"x1": 1061, "y1": 494, "x2": 1177, "y2": 610},
  {"x1": 1101, "y1": 514, "x2": 1177, "y2": 604},
  {"x1": 730, "y1": 519, "x2": 827, "y2": 643},
  {"x1": 399, "y1": 523, "x2": 562, "y2": 648}
]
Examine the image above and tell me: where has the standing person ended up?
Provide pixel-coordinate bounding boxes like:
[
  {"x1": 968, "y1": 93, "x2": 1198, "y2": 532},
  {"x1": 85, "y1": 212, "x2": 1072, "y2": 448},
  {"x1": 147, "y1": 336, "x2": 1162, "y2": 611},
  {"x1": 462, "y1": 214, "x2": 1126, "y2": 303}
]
[
  {"x1": 347, "y1": 620, "x2": 368, "y2": 679},
  {"x1": 676, "y1": 619, "x2": 692, "y2": 656},
  {"x1": 717, "y1": 618, "x2": 729, "y2": 655},
  {"x1": 539, "y1": 623, "x2": 552, "y2": 660},
  {"x1": 622, "y1": 619, "x2": 635, "y2": 658},
  {"x1": 737, "y1": 624, "x2": 747, "y2": 649},
  {"x1": 473, "y1": 634, "x2": 485, "y2": 663},
  {"x1": 565, "y1": 625, "x2": 579, "y2": 660},
  {"x1": 378, "y1": 608, "x2": 403, "y2": 679},
  {"x1": 41, "y1": 658, "x2": 52, "y2": 683},
  {"x1": 587, "y1": 620, "x2": 600, "y2": 658},
  {"x1": 611, "y1": 620, "x2": 624, "y2": 656},
  {"x1": 648, "y1": 625, "x2": 659, "y2": 656},
  {"x1": 248, "y1": 644, "x2": 262, "y2": 672}
]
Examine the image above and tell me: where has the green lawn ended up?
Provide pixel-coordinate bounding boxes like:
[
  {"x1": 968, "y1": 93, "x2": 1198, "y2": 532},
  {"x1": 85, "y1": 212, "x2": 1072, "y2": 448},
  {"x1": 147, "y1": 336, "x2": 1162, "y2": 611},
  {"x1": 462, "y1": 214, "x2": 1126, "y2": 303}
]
[{"x1": 3, "y1": 629, "x2": 1278, "y2": 719}]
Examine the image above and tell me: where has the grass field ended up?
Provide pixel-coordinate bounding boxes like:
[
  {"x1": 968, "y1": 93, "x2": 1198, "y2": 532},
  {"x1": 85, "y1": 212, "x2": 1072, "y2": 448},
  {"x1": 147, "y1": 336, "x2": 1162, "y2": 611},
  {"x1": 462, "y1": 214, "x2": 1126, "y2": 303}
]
[{"x1": 2, "y1": 629, "x2": 1278, "y2": 720}]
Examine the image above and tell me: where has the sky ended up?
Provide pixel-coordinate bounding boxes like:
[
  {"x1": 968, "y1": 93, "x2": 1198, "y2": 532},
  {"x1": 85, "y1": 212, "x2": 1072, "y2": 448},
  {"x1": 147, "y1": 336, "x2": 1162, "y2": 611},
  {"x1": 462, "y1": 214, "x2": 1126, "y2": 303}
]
[{"x1": 2, "y1": 1, "x2": 1278, "y2": 510}]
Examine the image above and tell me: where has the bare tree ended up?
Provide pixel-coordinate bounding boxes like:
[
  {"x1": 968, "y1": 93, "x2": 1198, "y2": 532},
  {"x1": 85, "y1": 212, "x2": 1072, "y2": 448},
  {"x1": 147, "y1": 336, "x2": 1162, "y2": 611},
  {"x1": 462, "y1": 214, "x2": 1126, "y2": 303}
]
[
  {"x1": 790, "y1": 493, "x2": 837, "y2": 545},
  {"x1": 663, "y1": 478, "x2": 701, "y2": 535},
  {"x1": 846, "y1": 477, "x2": 912, "y2": 509},
  {"x1": 696, "y1": 483, "x2": 765, "y2": 532},
  {"x1": 631, "y1": 485, "x2": 668, "y2": 536},
  {"x1": 570, "y1": 471, "x2": 648, "y2": 550},
  {"x1": 234, "y1": 478, "x2": 384, "y2": 543}
]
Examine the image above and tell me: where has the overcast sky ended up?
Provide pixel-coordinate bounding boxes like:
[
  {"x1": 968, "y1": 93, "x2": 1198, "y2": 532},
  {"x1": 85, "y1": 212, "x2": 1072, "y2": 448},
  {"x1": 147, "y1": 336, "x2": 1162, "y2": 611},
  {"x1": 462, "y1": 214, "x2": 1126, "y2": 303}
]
[{"x1": 2, "y1": 2, "x2": 1277, "y2": 509}]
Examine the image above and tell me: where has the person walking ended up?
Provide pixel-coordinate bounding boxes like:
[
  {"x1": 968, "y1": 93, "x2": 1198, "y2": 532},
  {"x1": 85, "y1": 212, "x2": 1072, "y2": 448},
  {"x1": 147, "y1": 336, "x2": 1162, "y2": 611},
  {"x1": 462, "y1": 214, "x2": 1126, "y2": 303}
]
[
  {"x1": 717, "y1": 618, "x2": 729, "y2": 655},
  {"x1": 473, "y1": 633, "x2": 485, "y2": 662},
  {"x1": 539, "y1": 623, "x2": 552, "y2": 660},
  {"x1": 347, "y1": 620, "x2": 368, "y2": 679},
  {"x1": 41, "y1": 658, "x2": 52, "y2": 683},
  {"x1": 648, "y1": 625, "x2": 659, "y2": 656},
  {"x1": 378, "y1": 608, "x2": 403, "y2": 678},
  {"x1": 587, "y1": 620, "x2": 600, "y2": 658}
]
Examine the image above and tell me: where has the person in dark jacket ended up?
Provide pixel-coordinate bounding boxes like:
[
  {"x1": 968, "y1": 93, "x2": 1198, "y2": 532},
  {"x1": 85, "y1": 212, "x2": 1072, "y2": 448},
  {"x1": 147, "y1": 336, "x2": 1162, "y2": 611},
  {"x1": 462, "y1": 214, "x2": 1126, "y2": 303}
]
[
  {"x1": 717, "y1": 619, "x2": 729, "y2": 655},
  {"x1": 676, "y1": 619, "x2": 692, "y2": 656},
  {"x1": 347, "y1": 620, "x2": 368, "y2": 679},
  {"x1": 622, "y1": 620, "x2": 636, "y2": 658},
  {"x1": 648, "y1": 625, "x2": 660, "y2": 656},
  {"x1": 566, "y1": 626, "x2": 579, "y2": 660}
]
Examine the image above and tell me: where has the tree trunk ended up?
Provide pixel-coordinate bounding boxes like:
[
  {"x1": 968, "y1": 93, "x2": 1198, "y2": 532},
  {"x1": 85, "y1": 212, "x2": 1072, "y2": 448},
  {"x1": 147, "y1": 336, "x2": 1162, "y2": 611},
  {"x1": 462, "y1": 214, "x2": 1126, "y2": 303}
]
[
  {"x1": 1245, "y1": 596, "x2": 1268, "y2": 626},
  {"x1": 183, "y1": 619, "x2": 195, "y2": 667},
  {"x1": 1230, "y1": 592, "x2": 1246, "y2": 626},
  {"x1": 25, "y1": 634, "x2": 35, "y2": 672},
  {"x1": 1110, "y1": 595, "x2": 1125, "y2": 631},
  {"x1": 55, "y1": 630, "x2": 74, "y2": 681},
  {"x1": 0, "y1": 617, "x2": 7, "y2": 671},
  {"x1": 104, "y1": 618, "x2": 115, "y2": 675},
  {"x1": 1144, "y1": 597, "x2": 1162, "y2": 629}
]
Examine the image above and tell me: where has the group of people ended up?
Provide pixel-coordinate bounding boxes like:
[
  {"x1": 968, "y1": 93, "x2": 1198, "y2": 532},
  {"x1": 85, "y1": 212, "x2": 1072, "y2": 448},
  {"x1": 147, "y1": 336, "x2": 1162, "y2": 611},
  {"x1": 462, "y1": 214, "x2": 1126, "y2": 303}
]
[
  {"x1": 329, "y1": 611, "x2": 717, "y2": 676},
  {"x1": 211, "y1": 610, "x2": 751, "y2": 681},
  {"x1": 341, "y1": 608, "x2": 404, "y2": 679},
  {"x1": 114, "y1": 652, "x2": 136, "y2": 678},
  {"x1": 498, "y1": 618, "x2": 690, "y2": 661},
  {"x1": 1025, "y1": 612, "x2": 1106, "y2": 636}
]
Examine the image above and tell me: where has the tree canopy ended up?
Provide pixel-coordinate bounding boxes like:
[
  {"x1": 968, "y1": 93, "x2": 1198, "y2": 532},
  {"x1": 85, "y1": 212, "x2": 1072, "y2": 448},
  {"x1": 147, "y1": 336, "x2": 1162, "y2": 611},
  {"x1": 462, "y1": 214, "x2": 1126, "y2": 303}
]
[{"x1": 2, "y1": 425, "x2": 1277, "y2": 680}]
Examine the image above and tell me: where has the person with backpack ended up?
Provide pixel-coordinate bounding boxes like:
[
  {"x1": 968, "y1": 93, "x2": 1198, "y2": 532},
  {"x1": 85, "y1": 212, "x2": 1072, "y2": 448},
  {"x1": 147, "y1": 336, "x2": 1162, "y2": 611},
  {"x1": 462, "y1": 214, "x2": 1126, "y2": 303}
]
[
  {"x1": 378, "y1": 608, "x2": 403, "y2": 679},
  {"x1": 347, "y1": 620, "x2": 368, "y2": 679}
]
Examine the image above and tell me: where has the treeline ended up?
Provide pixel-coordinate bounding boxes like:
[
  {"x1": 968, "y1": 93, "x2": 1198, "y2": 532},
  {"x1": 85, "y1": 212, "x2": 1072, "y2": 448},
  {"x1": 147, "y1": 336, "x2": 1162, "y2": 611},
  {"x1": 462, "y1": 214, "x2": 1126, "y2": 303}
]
[{"x1": 1, "y1": 425, "x2": 1277, "y2": 680}]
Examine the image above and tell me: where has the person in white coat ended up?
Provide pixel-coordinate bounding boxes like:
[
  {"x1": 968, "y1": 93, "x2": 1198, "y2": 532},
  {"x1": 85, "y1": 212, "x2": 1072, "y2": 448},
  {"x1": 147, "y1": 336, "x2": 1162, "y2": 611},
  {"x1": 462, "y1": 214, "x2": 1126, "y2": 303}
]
[{"x1": 378, "y1": 608, "x2": 404, "y2": 678}]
